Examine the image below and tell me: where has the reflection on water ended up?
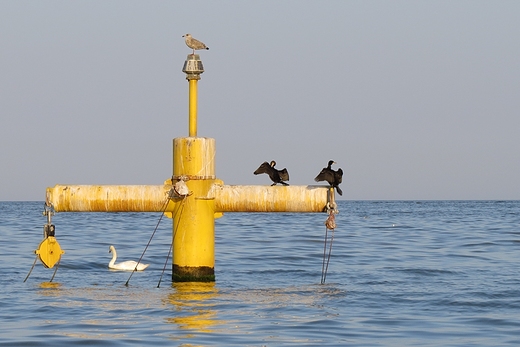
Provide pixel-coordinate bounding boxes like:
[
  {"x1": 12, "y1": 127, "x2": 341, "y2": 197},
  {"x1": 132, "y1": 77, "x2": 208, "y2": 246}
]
[
  {"x1": 32, "y1": 280, "x2": 226, "y2": 342},
  {"x1": 39, "y1": 281, "x2": 62, "y2": 290},
  {"x1": 37, "y1": 281, "x2": 63, "y2": 298},
  {"x1": 165, "y1": 282, "x2": 223, "y2": 333}
]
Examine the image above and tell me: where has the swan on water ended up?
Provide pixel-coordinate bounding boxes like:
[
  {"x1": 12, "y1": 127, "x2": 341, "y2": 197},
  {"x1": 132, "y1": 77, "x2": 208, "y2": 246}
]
[{"x1": 108, "y1": 245, "x2": 149, "y2": 271}]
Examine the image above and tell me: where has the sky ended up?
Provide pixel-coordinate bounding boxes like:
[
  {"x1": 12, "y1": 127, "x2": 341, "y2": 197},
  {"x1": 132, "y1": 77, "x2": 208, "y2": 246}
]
[{"x1": 1, "y1": 1, "x2": 519, "y2": 201}]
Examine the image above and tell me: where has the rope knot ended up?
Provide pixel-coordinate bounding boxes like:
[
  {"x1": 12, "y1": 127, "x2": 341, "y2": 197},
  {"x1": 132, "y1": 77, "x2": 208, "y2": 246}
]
[{"x1": 325, "y1": 212, "x2": 336, "y2": 230}]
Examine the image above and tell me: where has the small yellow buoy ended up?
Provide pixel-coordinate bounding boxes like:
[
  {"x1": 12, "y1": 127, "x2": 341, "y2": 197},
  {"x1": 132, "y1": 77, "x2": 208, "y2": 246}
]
[{"x1": 35, "y1": 236, "x2": 65, "y2": 269}]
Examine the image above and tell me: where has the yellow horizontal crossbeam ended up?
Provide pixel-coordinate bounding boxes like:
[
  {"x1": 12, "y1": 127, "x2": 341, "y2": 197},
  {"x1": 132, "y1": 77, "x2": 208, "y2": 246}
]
[
  {"x1": 209, "y1": 183, "x2": 329, "y2": 212},
  {"x1": 46, "y1": 184, "x2": 330, "y2": 213},
  {"x1": 46, "y1": 185, "x2": 170, "y2": 212}
]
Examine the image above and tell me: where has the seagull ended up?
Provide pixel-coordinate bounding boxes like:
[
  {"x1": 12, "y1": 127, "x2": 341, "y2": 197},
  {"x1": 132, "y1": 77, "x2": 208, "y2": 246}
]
[
  {"x1": 182, "y1": 34, "x2": 209, "y2": 55},
  {"x1": 315, "y1": 160, "x2": 343, "y2": 196},
  {"x1": 254, "y1": 160, "x2": 290, "y2": 186}
]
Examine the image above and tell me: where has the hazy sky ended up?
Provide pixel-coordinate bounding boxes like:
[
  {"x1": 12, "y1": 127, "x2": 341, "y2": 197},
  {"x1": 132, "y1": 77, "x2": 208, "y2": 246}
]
[{"x1": 1, "y1": 1, "x2": 519, "y2": 201}]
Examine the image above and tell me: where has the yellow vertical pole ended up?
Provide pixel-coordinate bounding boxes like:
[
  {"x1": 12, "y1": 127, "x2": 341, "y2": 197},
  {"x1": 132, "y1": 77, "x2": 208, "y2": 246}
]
[
  {"x1": 183, "y1": 54, "x2": 203, "y2": 137},
  {"x1": 188, "y1": 79, "x2": 198, "y2": 137},
  {"x1": 176, "y1": 54, "x2": 214, "y2": 281},
  {"x1": 172, "y1": 137, "x2": 216, "y2": 282}
]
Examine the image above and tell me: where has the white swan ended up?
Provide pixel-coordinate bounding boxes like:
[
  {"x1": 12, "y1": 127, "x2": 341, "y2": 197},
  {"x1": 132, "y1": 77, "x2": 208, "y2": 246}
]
[{"x1": 108, "y1": 245, "x2": 149, "y2": 271}]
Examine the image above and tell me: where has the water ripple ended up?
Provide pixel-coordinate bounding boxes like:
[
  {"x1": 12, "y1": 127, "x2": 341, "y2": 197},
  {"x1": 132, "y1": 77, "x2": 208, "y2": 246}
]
[{"x1": 1, "y1": 201, "x2": 519, "y2": 346}]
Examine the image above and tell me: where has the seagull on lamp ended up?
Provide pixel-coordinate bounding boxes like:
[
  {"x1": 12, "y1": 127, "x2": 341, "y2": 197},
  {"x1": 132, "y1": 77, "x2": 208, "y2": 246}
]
[{"x1": 182, "y1": 33, "x2": 209, "y2": 55}]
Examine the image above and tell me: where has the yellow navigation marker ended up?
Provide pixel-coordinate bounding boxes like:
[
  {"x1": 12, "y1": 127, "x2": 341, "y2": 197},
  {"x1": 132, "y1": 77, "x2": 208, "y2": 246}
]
[{"x1": 35, "y1": 236, "x2": 65, "y2": 269}]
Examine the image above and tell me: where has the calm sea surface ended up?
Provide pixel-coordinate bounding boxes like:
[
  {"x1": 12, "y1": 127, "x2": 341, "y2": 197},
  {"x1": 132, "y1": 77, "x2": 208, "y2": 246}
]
[{"x1": 0, "y1": 200, "x2": 519, "y2": 346}]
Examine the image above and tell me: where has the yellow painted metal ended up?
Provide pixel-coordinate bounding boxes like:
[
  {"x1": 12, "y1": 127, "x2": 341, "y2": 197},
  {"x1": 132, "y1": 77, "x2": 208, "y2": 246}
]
[
  {"x1": 46, "y1": 183, "x2": 329, "y2": 213},
  {"x1": 209, "y1": 184, "x2": 329, "y2": 212},
  {"x1": 46, "y1": 185, "x2": 171, "y2": 212},
  {"x1": 172, "y1": 180, "x2": 215, "y2": 266},
  {"x1": 172, "y1": 137, "x2": 217, "y2": 281},
  {"x1": 189, "y1": 79, "x2": 198, "y2": 137},
  {"x1": 212, "y1": 178, "x2": 224, "y2": 219},
  {"x1": 35, "y1": 236, "x2": 65, "y2": 268},
  {"x1": 173, "y1": 137, "x2": 215, "y2": 180}
]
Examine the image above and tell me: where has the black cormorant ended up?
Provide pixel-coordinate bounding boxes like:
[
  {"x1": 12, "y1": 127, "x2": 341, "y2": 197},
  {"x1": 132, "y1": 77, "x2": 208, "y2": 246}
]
[
  {"x1": 314, "y1": 160, "x2": 343, "y2": 195},
  {"x1": 254, "y1": 160, "x2": 289, "y2": 186}
]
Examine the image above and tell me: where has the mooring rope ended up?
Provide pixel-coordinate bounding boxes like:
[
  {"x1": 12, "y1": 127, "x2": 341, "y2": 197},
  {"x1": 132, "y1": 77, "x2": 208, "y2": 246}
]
[
  {"x1": 157, "y1": 243, "x2": 173, "y2": 288},
  {"x1": 157, "y1": 197, "x2": 187, "y2": 288},
  {"x1": 49, "y1": 257, "x2": 61, "y2": 282},
  {"x1": 321, "y1": 194, "x2": 338, "y2": 284},
  {"x1": 23, "y1": 255, "x2": 39, "y2": 283},
  {"x1": 320, "y1": 213, "x2": 335, "y2": 284},
  {"x1": 320, "y1": 227, "x2": 329, "y2": 284},
  {"x1": 125, "y1": 189, "x2": 175, "y2": 287}
]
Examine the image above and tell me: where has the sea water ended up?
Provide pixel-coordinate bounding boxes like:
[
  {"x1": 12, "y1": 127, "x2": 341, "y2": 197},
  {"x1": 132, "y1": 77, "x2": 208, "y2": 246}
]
[{"x1": 0, "y1": 200, "x2": 519, "y2": 346}]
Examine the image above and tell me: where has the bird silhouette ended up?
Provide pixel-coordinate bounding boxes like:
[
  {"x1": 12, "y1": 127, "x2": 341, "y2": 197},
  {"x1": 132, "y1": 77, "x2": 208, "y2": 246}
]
[
  {"x1": 254, "y1": 161, "x2": 289, "y2": 186},
  {"x1": 314, "y1": 160, "x2": 343, "y2": 195},
  {"x1": 182, "y1": 33, "x2": 209, "y2": 55}
]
